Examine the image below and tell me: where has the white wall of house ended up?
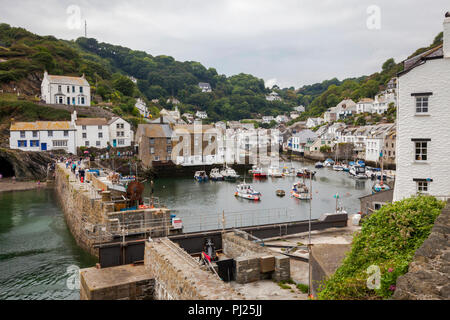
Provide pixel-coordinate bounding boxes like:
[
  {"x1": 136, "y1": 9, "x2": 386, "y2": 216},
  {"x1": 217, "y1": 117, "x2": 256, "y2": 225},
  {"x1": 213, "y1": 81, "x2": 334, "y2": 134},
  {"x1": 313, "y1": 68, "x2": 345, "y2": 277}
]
[
  {"x1": 365, "y1": 137, "x2": 383, "y2": 162},
  {"x1": 109, "y1": 118, "x2": 133, "y2": 147},
  {"x1": 41, "y1": 72, "x2": 90, "y2": 106},
  {"x1": 394, "y1": 53, "x2": 450, "y2": 201},
  {"x1": 75, "y1": 124, "x2": 110, "y2": 148},
  {"x1": 10, "y1": 128, "x2": 76, "y2": 154},
  {"x1": 356, "y1": 102, "x2": 373, "y2": 114}
]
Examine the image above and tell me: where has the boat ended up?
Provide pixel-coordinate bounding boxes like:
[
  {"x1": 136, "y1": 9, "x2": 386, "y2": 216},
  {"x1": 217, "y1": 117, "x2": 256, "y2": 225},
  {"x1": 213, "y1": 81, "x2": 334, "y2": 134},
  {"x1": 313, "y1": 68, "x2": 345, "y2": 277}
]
[
  {"x1": 372, "y1": 182, "x2": 390, "y2": 194},
  {"x1": 251, "y1": 166, "x2": 267, "y2": 179},
  {"x1": 220, "y1": 166, "x2": 240, "y2": 181},
  {"x1": 235, "y1": 183, "x2": 261, "y2": 201},
  {"x1": 333, "y1": 164, "x2": 344, "y2": 171},
  {"x1": 268, "y1": 165, "x2": 283, "y2": 178},
  {"x1": 297, "y1": 168, "x2": 316, "y2": 178},
  {"x1": 291, "y1": 182, "x2": 311, "y2": 200},
  {"x1": 194, "y1": 171, "x2": 209, "y2": 182},
  {"x1": 315, "y1": 162, "x2": 324, "y2": 169},
  {"x1": 342, "y1": 164, "x2": 350, "y2": 172},
  {"x1": 276, "y1": 190, "x2": 286, "y2": 197},
  {"x1": 349, "y1": 165, "x2": 368, "y2": 179},
  {"x1": 324, "y1": 158, "x2": 334, "y2": 167},
  {"x1": 209, "y1": 168, "x2": 224, "y2": 181},
  {"x1": 282, "y1": 165, "x2": 296, "y2": 177}
]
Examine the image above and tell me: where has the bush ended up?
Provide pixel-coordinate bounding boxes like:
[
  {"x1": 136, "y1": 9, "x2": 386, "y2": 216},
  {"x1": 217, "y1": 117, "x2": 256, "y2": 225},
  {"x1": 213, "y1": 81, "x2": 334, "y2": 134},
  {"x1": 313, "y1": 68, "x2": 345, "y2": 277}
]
[
  {"x1": 296, "y1": 283, "x2": 309, "y2": 294},
  {"x1": 317, "y1": 196, "x2": 445, "y2": 300}
]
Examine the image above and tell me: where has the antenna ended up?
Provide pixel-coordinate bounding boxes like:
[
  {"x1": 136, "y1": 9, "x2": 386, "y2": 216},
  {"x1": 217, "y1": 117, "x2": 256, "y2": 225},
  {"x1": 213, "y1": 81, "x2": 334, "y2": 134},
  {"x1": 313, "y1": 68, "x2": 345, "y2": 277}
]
[{"x1": 84, "y1": 20, "x2": 87, "y2": 38}]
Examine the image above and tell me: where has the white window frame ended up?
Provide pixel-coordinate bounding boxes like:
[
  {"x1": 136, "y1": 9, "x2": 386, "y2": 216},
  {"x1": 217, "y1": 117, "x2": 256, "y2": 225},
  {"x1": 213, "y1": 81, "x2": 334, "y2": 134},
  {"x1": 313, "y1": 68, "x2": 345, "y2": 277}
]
[
  {"x1": 416, "y1": 181, "x2": 429, "y2": 194},
  {"x1": 415, "y1": 96, "x2": 429, "y2": 114},
  {"x1": 414, "y1": 141, "x2": 428, "y2": 162}
]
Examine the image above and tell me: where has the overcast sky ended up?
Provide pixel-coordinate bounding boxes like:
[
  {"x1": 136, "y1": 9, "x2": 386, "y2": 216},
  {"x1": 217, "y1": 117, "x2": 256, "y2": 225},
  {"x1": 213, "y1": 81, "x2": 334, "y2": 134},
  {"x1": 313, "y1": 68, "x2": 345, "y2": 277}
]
[{"x1": 1, "y1": 0, "x2": 448, "y2": 88}]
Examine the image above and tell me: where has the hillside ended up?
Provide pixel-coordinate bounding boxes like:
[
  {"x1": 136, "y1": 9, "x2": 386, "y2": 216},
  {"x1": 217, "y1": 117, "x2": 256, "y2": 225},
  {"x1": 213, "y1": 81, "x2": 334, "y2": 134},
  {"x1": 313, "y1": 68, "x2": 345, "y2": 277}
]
[{"x1": 0, "y1": 23, "x2": 296, "y2": 122}]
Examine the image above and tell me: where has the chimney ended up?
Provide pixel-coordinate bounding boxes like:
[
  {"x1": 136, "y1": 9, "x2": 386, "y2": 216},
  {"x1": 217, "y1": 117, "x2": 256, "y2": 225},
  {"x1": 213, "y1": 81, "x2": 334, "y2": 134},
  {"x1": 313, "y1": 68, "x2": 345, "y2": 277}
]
[
  {"x1": 445, "y1": 12, "x2": 450, "y2": 58},
  {"x1": 160, "y1": 116, "x2": 163, "y2": 124}
]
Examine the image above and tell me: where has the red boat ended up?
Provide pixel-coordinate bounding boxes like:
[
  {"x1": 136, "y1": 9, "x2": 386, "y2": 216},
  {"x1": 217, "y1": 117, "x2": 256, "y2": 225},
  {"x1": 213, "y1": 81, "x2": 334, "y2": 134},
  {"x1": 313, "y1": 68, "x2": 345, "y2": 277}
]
[{"x1": 250, "y1": 166, "x2": 267, "y2": 178}]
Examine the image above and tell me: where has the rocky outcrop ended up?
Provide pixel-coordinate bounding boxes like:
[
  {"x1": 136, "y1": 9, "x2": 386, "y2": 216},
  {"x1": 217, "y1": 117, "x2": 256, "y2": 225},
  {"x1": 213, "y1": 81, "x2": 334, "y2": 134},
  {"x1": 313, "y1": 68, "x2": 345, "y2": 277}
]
[
  {"x1": 393, "y1": 201, "x2": 450, "y2": 300},
  {"x1": 0, "y1": 148, "x2": 54, "y2": 181}
]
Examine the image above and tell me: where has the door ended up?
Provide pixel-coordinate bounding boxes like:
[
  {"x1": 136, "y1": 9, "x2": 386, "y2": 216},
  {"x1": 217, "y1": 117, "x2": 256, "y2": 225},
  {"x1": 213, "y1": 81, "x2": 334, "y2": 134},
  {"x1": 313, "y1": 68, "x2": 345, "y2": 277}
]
[
  {"x1": 67, "y1": 97, "x2": 70, "y2": 105},
  {"x1": 113, "y1": 139, "x2": 117, "y2": 147},
  {"x1": 41, "y1": 143, "x2": 47, "y2": 151}
]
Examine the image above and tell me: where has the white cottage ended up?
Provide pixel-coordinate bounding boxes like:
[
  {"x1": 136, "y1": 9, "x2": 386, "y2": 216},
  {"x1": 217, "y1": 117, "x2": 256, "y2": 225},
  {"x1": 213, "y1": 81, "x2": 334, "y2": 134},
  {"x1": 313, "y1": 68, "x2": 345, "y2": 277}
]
[
  {"x1": 10, "y1": 121, "x2": 76, "y2": 154},
  {"x1": 71, "y1": 111, "x2": 110, "y2": 149},
  {"x1": 394, "y1": 13, "x2": 450, "y2": 201},
  {"x1": 41, "y1": 71, "x2": 90, "y2": 106},
  {"x1": 108, "y1": 117, "x2": 134, "y2": 148}
]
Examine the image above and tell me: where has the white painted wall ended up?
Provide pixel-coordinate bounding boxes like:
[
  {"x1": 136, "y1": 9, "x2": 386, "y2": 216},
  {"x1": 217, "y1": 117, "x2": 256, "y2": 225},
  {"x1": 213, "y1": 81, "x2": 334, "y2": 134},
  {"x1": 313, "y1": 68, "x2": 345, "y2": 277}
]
[
  {"x1": 109, "y1": 118, "x2": 133, "y2": 147},
  {"x1": 10, "y1": 129, "x2": 76, "y2": 154},
  {"x1": 41, "y1": 73, "x2": 91, "y2": 106},
  {"x1": 75, "y1": 125, "x2": 110, "y2": 148},
  {"x1": 394, "y1": 57, "x2": 450, "y2": 201}
]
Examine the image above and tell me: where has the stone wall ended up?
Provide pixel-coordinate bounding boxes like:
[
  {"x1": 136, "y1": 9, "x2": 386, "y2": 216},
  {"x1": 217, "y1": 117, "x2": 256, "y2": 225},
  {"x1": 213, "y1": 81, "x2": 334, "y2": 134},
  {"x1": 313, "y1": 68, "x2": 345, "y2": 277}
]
[
  {"x1": 144, "y1": 238, "x2": 242, "y2": 300},
  {"x1": 222, "y1": 231, "x2": 290, "y2": 284},
  {"x1": 80, "y1": 264, "x2": 155, "y2": 300},
  {"x1": 393, "y1": 202, "x2": 450, "y2": 300}
]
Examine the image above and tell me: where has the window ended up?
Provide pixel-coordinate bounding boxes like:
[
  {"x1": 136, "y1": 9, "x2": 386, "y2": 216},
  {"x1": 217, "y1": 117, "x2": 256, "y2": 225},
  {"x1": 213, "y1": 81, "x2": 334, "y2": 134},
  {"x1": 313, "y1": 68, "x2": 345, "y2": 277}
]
[
  {"x1": 32, "y1": 131, "x2": 38, "y2": 138},
  {"x1": 98, "y1": 125, "x2": 102, "y2": 130},
  {"x1": 415, "y1": 96, "x2": 429, "y2": 113},
  {"x1": 80, "y1": 86, "x2": 83, "y2": 93},
  {"x1": 150, "y1": 147, "x2": 155, "y2": 154},
  {"x1": 30, "y1": 140, "x2": 39, "y2": 147},
  {"x1": 118, "y1": 139, "x2": 124, "y2": 145},
  {"x1": 64, "y1": 130, "x2": 69, "y2": 137},
  {"x1": 154, "y1": 156, "x2": 160, "y2": 161},
  {"x1": 117, "y1": 131, "x2": 124, "y2": 137},
  {"x1": 59, "y1": 97, "x2": 63, "y2": 104},
  {"x1": 415, "y1": 141, "x2": 428, "y2": 161},
  {"x1": 81, "y1": 97, "x2": 85, "y2": 105},
  {"x1": 72, "y1": 86, "x2": 75, "y2": 93},
  {"x1": 98, "y1": 132, "x2": 103, "y2": 138},
  {"x1": 416, "y1": 181, "x2": 429, "y2": 193},
  {"x1": 72, "y1": 97, "x2": 75, "y2": 105},
  {"x1": 18, "y1": 140, "x2": 27, "y2": 147},
  {"x1": 96, "y1": 141, "x2": 100, "y2": 147},
  {"x1": 20, "y1": 131, "x2": 25, "y2": 138},
  {"x1": 53, "y1": 140, "x2": 67, "y2": 147},
  {"x1": 150, "y1": 138, "x2": 155, "y2": 145},
  {"x1": 82, "y1": 125, "x2": 86, "y2": 130},
  {"x1": 82, "y1": 133, "x2": 87, "y2": 139},
  {"x1": 67, "y1": 86, "x2": 70, "y2": 93},
  {"x1": 48, "y1": 130, "x2": 53, "y2": 137},
  {"x1": 85, "y1": 141, "x2": 90, "y2": 147},
  {"x1": 167, "y1": 146, "x2": 172, "y2": 153},
  {"x1": 166, "y1": 138, "x2": 171, "y2": 144},
  {"x1": 58, "y1": 85, "x2": 61, "y2": 92}
]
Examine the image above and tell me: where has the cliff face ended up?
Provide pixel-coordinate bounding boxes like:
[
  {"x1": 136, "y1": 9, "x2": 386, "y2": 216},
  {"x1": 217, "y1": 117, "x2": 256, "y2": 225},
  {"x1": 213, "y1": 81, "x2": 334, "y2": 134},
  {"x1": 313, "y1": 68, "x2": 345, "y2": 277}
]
[
  {"x1": 0, "y1": 148, "x2": 54, "y2": 181},
  {"x1": 393, "y1": 201, "x2": 450, "y2": 300}
]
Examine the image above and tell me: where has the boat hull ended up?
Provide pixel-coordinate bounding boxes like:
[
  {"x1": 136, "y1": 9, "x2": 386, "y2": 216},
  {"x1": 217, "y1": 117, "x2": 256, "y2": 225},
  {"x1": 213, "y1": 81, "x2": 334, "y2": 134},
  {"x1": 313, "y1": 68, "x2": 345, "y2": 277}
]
[
  {"x1": 235, "y1": 192, "x2": 261, "y2": 201},
  {"x1": 291, "y1": 191, "x2": 311, "y2": 200}
]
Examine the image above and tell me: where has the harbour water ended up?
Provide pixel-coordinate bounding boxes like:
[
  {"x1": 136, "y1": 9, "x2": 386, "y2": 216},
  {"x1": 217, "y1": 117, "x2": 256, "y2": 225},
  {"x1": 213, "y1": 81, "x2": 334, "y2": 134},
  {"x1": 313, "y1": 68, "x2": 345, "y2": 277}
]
[{"x1": 0, "y1": 160, "x2": 375, "y2": 299}]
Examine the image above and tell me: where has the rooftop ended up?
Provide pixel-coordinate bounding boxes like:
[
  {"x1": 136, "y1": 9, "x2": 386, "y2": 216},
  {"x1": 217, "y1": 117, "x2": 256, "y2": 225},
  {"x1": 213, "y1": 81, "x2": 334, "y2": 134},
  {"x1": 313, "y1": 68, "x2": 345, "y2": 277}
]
[{"x1": 10, "y1": 121, "x2": 74, "y2": 131}]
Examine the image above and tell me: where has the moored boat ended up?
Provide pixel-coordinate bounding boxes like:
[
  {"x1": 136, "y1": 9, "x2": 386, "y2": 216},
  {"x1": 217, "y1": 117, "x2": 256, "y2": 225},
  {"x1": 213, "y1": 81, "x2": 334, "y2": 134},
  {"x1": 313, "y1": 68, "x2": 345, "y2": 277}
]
[
  {"x1": 209, "y1": 168, "x2": 224, "y2": 181},
  {"x1": 235, "y1": 183, "x2": 261, "y2": 201},
  {"x1": 349, "y1": 165, "x2": 368, "y2": 179},
  {"x1": 315, "y1": 162, "x2": 324, "y2": 169},
  {"x1": 372, "y1": 182, "x2": 390, "y2": 194},
  {"x1": 333, "y1": 164, "x2": 344, "y2": 171},
  {"x1": 194, "y1": 171, "x2": 209, "y2": 182},
  {"x1": 297, "y1": 168, "x2": 316, "y2": 178},
  {"x1": 268, "y1": 166, "x2": 283, "y2": 178},
  {"x1": 291, "y1": 181, "x2": 311, "y2": 200},
  {"x1": 252, "y1": 166, "x2": 267, "y2": 178},
  {"x1": 220, "y1": 166, "x2": 240, "y2": 181}
]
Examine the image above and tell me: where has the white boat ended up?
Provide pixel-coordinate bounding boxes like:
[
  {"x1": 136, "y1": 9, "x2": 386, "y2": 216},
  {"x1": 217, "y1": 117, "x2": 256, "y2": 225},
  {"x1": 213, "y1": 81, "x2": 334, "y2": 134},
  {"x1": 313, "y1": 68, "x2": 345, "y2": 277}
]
[
  {"x1": 194, "y1": 171, "x2": 209, "y2": 182},
  {"x1": 220, "y1": 166, "x2": 240, "y2": 181},
  {"x1": 235, "y1": 183, "x2": 261, "y2": 201},
  {"x1": 333, "y1": 164, "x2": 344, "y2": 171},
  {"x1": 349, "y1": 165, "x2": 368, "y2": 179},
  {"x1": 315, "y1": 162, "x2": 324, "y2": 169},
  {"x1": 282, "y1": 166, "x2": 296, "y2": 177},
  {"x1": 291, "y1": 182, "x2": 311, "y2": 200},
  {"x1": 209, "y1": 168, "x2": 224, "y2": 181},
  {"x1": 250, "y1": 165, "x2": 267, "y2": 178},
  {"x1": 268, "y1": 166, "x2": 283, "y2": 177}
]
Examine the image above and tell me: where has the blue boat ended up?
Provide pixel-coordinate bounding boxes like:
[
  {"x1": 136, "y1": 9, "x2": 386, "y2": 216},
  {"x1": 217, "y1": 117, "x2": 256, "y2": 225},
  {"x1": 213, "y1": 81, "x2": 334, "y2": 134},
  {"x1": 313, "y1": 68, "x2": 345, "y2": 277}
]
[{"x1": 194, "y1": 171, "x2": 209, "y2": 182}]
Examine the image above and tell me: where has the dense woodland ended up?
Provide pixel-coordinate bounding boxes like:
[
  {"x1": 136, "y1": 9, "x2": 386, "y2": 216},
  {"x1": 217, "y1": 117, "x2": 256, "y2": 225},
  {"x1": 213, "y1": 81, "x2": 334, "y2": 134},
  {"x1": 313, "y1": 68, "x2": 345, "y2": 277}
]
[{"x1": 0, "y1": 23, "x2": 444, "y2": 125}]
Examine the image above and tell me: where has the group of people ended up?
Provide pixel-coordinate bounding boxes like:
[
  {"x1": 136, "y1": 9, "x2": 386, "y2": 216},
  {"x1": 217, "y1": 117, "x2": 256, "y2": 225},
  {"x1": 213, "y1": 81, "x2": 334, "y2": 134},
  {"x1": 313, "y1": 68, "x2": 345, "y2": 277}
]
[{"x1": 62, "y1": 157, "x2": 88, "y2": 183}]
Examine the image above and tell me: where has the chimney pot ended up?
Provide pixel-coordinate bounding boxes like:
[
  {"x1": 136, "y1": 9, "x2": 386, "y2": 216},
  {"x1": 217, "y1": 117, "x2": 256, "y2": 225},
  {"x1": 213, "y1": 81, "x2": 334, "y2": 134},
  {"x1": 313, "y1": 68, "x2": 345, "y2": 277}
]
[{"x1": 444, "y1": 13, "x2": 450, "y2": 58}]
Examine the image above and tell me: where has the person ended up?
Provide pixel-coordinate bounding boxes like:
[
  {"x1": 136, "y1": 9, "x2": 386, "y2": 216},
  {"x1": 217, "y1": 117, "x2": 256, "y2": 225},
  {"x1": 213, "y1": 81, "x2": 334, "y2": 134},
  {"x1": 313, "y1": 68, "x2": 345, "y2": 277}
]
[
  {"x1": 12, "y1": 176, "x2": 16, "y2": 184},
  {"x1": 75, "y1": 168, "x2": 79, "y2": 180}
]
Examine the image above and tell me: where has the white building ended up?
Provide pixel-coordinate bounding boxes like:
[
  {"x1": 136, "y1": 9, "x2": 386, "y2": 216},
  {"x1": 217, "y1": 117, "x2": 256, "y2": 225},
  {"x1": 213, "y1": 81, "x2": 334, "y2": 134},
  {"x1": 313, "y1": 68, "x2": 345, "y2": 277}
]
[
  {"x1": 108, "y1": 117, "x2": 134, "y2": 148},
  {"x1": 356, "y1": 98, "x2": 374, "y2": 114},
  {"x1": 41, "y1": 71, "x2": 90, "y2": 106},
  {"x1": 372, "y1": 91, "x2": 396, "y2": 114},
  {"x1": 72, "y1": 112, "x2": 110, "y2": 149},
  {"x1": 335, "y1": 99, "x2": 357, "y2": 119},
  {"x1": 394, "y1": 14, "x2": 450, "y2": 201},
  {"x1": 10, "y1": 121, "x2": 76, "y2": 154},
  {"x1": 266, "y1": 92, "x2": 282, "y2": 101},
  {"x1": 294, "y1": 105, "x2": 305, "y2": 113},
  {"x1": 135, "y1": 98, "x2": 150, "y2": 118},
  {"x1": 365, "y1": 124, "x2": 395, "y2": 163},
  {"x1": 306, "y1": 117, "x2": 324, "y2": 128},
  {"x1": 198, "y1": 82, "x2": 212, "y2": 92},
  {"x1": 288, "y1": 130, "x2": 318, "y2": 154},
  {"x1": 195, "y1": 111, "x2": 208, "y2": 119},
  {"x1": 262, "y1": 116, "x2": 274, "y2": 124},
  {"x1": 275, "y1": 115, "x2": 289, "y2": 124}
]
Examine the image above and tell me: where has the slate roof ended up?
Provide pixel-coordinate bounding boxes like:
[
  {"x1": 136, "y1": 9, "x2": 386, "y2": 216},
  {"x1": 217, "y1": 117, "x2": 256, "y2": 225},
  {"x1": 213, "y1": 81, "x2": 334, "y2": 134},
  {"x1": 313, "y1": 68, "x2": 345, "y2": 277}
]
[
  {"x1": 400, "y1": 45, "x2": 444, "y2": 76},
  {"x1": 47, "y1": 75, "x2": 89, "y2": 86}
]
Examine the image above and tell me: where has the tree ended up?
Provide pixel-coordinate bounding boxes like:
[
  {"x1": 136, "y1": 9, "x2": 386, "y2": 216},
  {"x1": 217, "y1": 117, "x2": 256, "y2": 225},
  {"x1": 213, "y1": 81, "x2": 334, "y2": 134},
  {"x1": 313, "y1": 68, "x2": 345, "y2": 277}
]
[{"x1": 113, "y1": 75, "x2": 135, "y2": 97}]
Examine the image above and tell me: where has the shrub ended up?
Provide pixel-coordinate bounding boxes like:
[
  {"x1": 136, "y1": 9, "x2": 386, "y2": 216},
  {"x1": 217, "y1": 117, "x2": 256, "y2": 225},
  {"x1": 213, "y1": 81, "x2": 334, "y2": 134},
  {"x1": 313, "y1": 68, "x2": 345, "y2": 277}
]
[
  {"x1": 317, "y1": 196, "x2": 445, "y2": 300},
  {"x1": 296, "y1": 283, "x2": 309, "y2": 294}
]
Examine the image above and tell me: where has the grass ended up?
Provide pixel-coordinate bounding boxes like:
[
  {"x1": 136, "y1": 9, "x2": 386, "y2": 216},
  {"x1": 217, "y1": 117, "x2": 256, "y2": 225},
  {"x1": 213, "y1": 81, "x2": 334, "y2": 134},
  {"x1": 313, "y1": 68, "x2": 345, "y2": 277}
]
[{"x1": 296, "y1": 283, "x2": 309, "y2": 294}]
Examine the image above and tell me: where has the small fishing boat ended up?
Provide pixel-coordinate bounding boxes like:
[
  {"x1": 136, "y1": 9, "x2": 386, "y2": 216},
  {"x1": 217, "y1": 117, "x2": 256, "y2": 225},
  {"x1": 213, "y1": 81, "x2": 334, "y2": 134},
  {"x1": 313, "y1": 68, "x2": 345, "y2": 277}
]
[
  {"x1": 342, "y1": 164, "x2": 350, "y2": 172},
  {"x1": 235, "y1": 183, "x2": 261, "y2": 201},
  {"x1": 209, "y1": 168, "x2": 224, "y2": 181},
  {"x1": 291, "y1": 182, "x2": 311, "y2": 200},
  {"x1": 276, "y1": 190, "x2": 286, "y2": 197},
  {"x1": 349, "y1": 165, "x2": 368, "y2": 179},
  {"x1": 372, "y1": 182, "x2": 390, "y2": 194},
  {"x1": 315, "y1": 162, "x2": 324, "y2": 169},
  {"x1": 220, "y1": 166, "x2": 240, "y2": 181},
  {"x1": 194, "y1": 171, "x2": 209, "y2": 182},
  {"x1": 297, "y1": 168, "x2": 316, "y2": 179},
  {"x1": 251, "y1": 166, "x2": 267, "y2": 178},
  {"x1": 333, "y1": 163, "x2": 344, "y2": 171},
  {"x1": 268, "y1": 166, "x2": 283, "y2": 178},
  {"x1": 324, "y1": 158, "x2": 335, "y2": 167}
]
